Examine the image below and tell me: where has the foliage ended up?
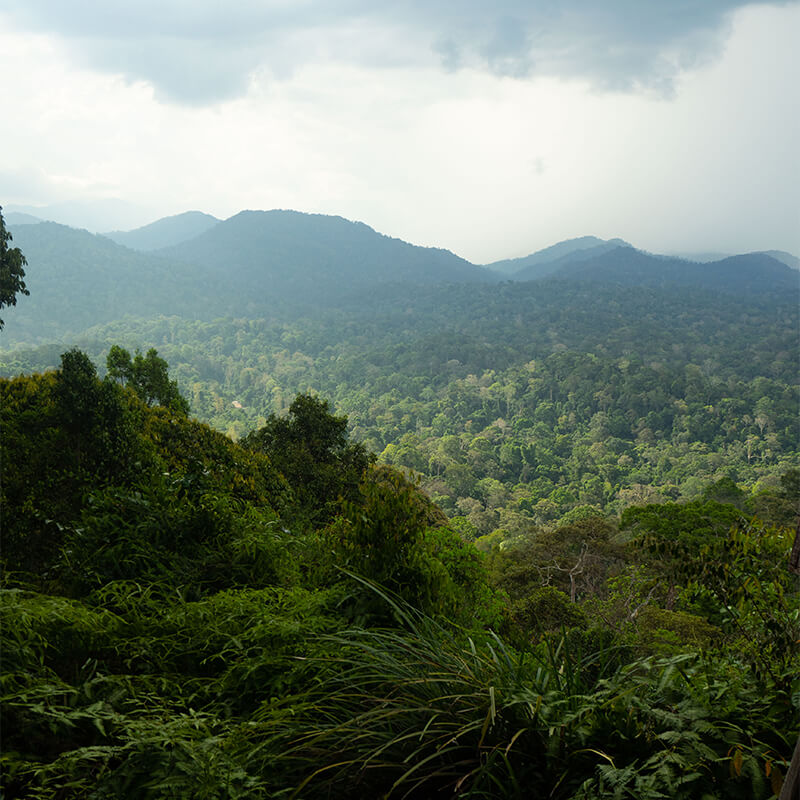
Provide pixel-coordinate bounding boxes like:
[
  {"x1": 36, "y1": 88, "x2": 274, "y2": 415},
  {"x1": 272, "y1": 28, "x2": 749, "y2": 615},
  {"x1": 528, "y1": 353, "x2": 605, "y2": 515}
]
[
  {"x1": 1, "y1": 342, "x2": 798, "y2": 797},
  {"x1": 509, "y1": 585, "x2": 588, "y2": 638},
  {"x1": 242, "y1": 393, "x2": 373, "y2": 523},
  {"x1": 0, "y1": 582, "x2": 339, "y2": 798},
  {"x1": 0, "y1": 205, "x2": 29, "y2": 329},
  {"x1": 252, "y1": 591, "x2": 797, "y2": 799},
  {"x1": 621, "y1": 500, "x2": 745, "y2": 604},
  {"x1": 106, "y1": 344, "x2": 189, "y2": 414},
  {"x1": 0, "y1": 351, "x2": 288, "y2": 596},
  {"x1": 490, "y1": 517, "x2": 628, "y2": 605},
  {"x1": 144, "y1": 405, "x2": 290, "y2": 511},
  {"x1": 0, "y1": 356, "x2": 150, "y2": 578},
  {"x1": 325, "y1": 466, "x2": 497, "y2": 622},
  {"x1": 633, "y1": 606, "x2": 721, "y2": 655},
  {"x1": 55, "y1": 482, "x2": 292, "y2": 598}
]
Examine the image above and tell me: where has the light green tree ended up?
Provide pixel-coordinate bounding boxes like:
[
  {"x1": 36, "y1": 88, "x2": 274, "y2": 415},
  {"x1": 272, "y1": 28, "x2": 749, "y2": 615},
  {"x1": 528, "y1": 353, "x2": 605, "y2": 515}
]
[{"x1": 106, "y1": 345, "x2": 189, "y2": 414}]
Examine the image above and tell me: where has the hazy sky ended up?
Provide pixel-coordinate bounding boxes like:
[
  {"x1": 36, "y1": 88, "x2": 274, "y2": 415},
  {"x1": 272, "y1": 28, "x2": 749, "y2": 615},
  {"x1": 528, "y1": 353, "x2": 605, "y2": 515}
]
[{"x1": 1, "y1": 1, "x2": 798, "y2": 262}]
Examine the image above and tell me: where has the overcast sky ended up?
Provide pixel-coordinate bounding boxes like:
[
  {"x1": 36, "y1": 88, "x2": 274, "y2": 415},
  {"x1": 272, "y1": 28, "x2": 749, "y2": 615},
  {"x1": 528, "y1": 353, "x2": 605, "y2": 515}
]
[{"x1": 1, "y1": 1, "x2": 798, "y2": 262}]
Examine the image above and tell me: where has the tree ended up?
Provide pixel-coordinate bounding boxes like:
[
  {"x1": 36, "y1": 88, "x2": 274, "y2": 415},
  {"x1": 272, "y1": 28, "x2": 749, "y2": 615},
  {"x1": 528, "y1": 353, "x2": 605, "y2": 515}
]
[
  {"x1": 106, "y1": 345, "x2": 189, "y2": 414},
  {"x1": 621, "y1": 500, "x2": 743, "y2": 608},
  {"x1": 0, "y1": 206, "x2": 29, "y2": 329},
  {"x1": 58, "y1": 348, "x2": 103, "y2": 447},
  {"x1": 241, "y1": 393, "x2": 373, "y2": 522},
  {"x1": 492, "y1": 516, "x2": 626, "y2": 605},
  {"x1": 57, "y1": 348, "x2": 144, "y2": 480}
]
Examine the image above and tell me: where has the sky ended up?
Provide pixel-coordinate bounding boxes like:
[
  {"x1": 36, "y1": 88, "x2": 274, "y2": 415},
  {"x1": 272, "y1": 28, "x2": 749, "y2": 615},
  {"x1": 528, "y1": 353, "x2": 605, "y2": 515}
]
[{"x1": 1, "y1": 1, "x2": 798, "y2": 263}]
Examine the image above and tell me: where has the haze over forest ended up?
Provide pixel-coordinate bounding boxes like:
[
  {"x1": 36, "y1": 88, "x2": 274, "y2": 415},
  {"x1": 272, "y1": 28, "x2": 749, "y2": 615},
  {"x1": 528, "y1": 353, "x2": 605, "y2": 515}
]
[{"x1": 1, "y1": 202, "x2": 797, "y2": 537}]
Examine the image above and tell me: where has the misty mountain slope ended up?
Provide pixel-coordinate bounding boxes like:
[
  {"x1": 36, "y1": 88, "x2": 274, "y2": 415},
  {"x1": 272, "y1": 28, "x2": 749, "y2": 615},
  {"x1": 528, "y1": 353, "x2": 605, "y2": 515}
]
[
  {"x1": 511, "y1": 239, "x2": 633, "y2": 281},
  {"x1": 158, "y1": 210, "x2": 498, "y2": 306},
  {"x1": 3, "y1": 211, "x2": 44, "y2": 226},
  {"x1": 2, "y1": 222, "x2": 195, "y2": 345},
  {"x1": 4, "y1": 199, "x2": 147, "y2": 232},
  {"x1": 104, "y1": 211, "x2": 220, "y2": 251},
  {"x1": 1, "y1": 210, "x2": 498, "y2": 347},
  {"x1": 485, "y1": 236, "x2": 631, "y2": 278},
  {"x1": 757, "y1": 250, "x2": 799, "y2": 270},
  {"x1": 3, "y1": 209, "x2": 795, "y2": 351},
  {"x1": 546, "y1": 246, "x2": 800, "y2": 293}
]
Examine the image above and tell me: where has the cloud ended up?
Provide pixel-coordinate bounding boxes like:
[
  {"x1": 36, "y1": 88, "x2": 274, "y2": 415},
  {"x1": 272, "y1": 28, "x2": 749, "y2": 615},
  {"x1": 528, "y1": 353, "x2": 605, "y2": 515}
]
[
  {"x1": 2, "y1": 1, "x2": 791, "y2": 104},
  {"x1": 0, "y1": 166, "x2": 57, "y2": 204}
]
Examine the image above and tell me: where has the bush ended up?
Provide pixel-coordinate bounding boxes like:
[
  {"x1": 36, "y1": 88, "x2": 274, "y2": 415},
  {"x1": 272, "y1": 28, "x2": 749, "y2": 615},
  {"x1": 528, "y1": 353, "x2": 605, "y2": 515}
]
[{"x1": 510, "y1": 586, "x2": 587, "y2": 638}]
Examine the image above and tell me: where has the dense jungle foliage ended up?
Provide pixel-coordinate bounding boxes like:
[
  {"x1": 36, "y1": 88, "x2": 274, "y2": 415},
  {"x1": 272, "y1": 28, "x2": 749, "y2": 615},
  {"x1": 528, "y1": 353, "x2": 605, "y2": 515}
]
[
  {"x1": 3, "y1": 278, "x2": 797, "y2": 542},
  {"x1": 1, "y1": 350, "x2": 798, "y2": 798}
]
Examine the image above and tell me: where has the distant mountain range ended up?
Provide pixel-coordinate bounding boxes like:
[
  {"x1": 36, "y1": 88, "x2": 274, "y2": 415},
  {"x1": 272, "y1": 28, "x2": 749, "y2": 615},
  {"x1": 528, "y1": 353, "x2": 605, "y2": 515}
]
[
  {"x1": 2, "y1": 208, "x2": 797, "y2": 347},
  {"x1": 485, "y1": 236, "x2": 633, "y2": 279},
  {"x1": 486, "y1": 238, "x2": 799, "y2": 281},
  {"x1": 668, "y1": 249, "x2": 800, "y2": 269},
  {"x1": 2, "y1": 210, "x2": 497, "y2": 345},
  {"x1": 545, "y1": 246, "x2": 798, "y2": 293},
  {"x1": 104, "y1": 211, "x2": 220, "y2": 251},
  {"x1": 4, "y1": 211, "x2": 44, "y2": 226}
]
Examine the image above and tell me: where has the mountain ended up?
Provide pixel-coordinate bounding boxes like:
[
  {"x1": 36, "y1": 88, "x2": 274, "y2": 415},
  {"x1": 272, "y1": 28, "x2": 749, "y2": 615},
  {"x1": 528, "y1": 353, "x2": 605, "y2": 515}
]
[
  {"x1": 757, "y1": 250, "x2": 799, "y2": 270},
  {"x1": 546, "y1": 246, "x2": 799, "y2": 294},
  {"x1": 670, "y1": 249, "x2": 800, "y2": 269},
  {"x1": 1, "y1": 222, "x2": 200, "y2": 345},
  {"x1": 3, "y1": 211, "x2": 44, "y2": 226},
  {"x1": 1, "y1": 211, "x2": 498, "y2": 346},
  {"x1": 3, "y1": 207, "x2": 795, "y2": 349},
  {"x1": 104, "y1": 211, "x2": 220, "y2": 251},
  {"x1": 157, "y1": 210, "x2": 498, "y2": 307},
  {"x1": 485, "y1": 236, "x2": 632, "y2": 280},
  {"x1": 512, "y1": 239, "x2": 634, "y2": 281}
]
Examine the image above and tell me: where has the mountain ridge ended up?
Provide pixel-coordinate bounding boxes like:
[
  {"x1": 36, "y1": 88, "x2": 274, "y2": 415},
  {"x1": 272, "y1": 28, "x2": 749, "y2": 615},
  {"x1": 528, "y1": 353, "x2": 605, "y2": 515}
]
[
  {"x1": 485, "y1": 236, "x2": 632, "y2": 278},
  {"x1": 3, "y1": 208, "x2": 796, "y2": 348},
  {"x1": 155, "y1": 209, "x2": 499, "y2": 300},
  {"x1": 104, "y1": 211, "x2": 220, "y2": 251},
  {"x1": 2, "y1": 210, "x2": 498, "y2": 346},
  {"x1": 546, "y1": 246, "x2": 799, "y2": 293}
]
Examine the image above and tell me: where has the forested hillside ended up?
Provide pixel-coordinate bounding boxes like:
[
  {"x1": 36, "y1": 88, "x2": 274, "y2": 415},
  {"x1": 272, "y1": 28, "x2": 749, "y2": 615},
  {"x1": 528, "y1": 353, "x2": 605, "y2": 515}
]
[
  {"x1": 2, "y1": 212, "x2": 497, "y2": 346},
  {"x1": 4, "y1": 276, "x2": 796, "y2": 542},
  {"x1": 0, "y1": 223, "x2": 195, "y2": 343}
]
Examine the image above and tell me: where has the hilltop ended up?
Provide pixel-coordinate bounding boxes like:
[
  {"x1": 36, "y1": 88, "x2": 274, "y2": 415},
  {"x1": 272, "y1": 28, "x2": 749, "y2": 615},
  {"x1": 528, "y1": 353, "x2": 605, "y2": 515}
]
[{"x1": 104, "y1": 210, "x2": 220, "y2": 251}]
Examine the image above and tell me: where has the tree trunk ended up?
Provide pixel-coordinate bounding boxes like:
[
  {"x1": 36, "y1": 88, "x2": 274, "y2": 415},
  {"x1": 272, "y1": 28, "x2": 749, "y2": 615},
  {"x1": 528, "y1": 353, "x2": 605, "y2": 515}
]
[
  {"x1": 778, "y1": 731, "x2": 800, "y2": 800},
  {"x1": 789, "y1": 519, "x2": 800, "y2": 575}
]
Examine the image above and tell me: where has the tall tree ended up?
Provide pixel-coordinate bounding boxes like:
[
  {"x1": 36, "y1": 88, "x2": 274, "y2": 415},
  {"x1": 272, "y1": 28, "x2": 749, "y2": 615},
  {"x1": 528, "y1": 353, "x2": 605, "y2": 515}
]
[
  {"x1": 242, "y1": 393, "x2": 372, "y2": 522},
  {"x1": 106, "y1": 345, "x2": 189, "y2": 414},
  {"x1": 0, "y1": 206, "x2": 29, "y2": 329}
]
